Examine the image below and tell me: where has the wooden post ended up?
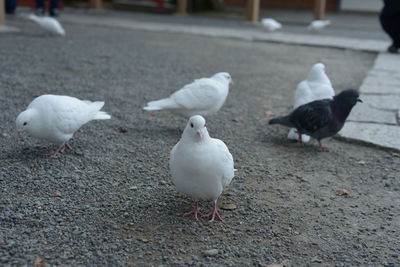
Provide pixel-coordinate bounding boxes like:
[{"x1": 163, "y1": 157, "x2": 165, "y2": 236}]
[
  {"x1": 245, "y1": 0, "x2": 259, "y2": 22},
  {"x1": 177, "y1": 0, "x2": 187, "y2": 15},
  {"x1": 0, "y1": 0, "x2": 5, "y2": 25},
  {"x1": 314, "y1": 0, "x2": 326, "y2": 20},
  {"x1": 90, "y1": 0, "x2": 103, "y2": 9}
]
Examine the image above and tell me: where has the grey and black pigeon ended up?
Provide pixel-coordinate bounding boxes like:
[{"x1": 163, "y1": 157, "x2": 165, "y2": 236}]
[{"x1": 269, "y1": 89, "x2": 362, "y2": 150}]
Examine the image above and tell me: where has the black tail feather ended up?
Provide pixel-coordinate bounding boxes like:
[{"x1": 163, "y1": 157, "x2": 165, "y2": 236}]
[{"x1": 269, "y1": 116, "x2": 293, "y2": 127}]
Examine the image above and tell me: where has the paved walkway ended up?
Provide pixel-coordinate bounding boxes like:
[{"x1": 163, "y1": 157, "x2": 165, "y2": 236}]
[{"x1": 3, "y1": 9, "x2": 400, "y2": 150}]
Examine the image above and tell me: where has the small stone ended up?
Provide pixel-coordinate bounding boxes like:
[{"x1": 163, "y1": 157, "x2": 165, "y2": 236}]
[
  {"x1": 335, "y1": 189, "x2": 349, "y2": 196},
  {"x1": 203, "y1": 249, "x2": 218, "y2": 257},
  {"x1": 221, "y1": 203, "x2": 237, "y2": 210},
  {"x1": 129, "y1": 186, "x2": 138, "y2": 190},
  {"x1": 119, "y1": 127, "x2": 128, "y2": 133},
  {"x1": 52, "y1": 191, "x2": 62, "y2": 197},
  {"x1": 267, "y1": 264, "x2": 283, "y2": 267},
  {"x1": 311, "y1": 256, "x2": 322, "y2": 263},
  {"x1": 139, "y1": 238, "x2": 149, "y2": 243},
  {"x1": 159, "y1": 180, "x2": 167, "y2": 185},
  {"x1": 355, "y1": 160, "x2": 366, "y2": 165}
]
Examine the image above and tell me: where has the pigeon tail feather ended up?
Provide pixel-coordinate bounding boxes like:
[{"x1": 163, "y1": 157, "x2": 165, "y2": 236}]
[
  {"x1": 269, "y1": 116, "x2": 293, "y2": 127},
  {"x1": 143, "y1": 98, "x2": 178, "y2": 111},
  {"x1": 89, "y1": 101, "x2": 111, "y2": 120}
]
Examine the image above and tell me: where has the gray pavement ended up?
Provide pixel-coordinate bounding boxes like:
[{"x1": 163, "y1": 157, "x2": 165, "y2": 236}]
[{"x1": 1, "y1": 10, "x2": 400, "y2": 266}]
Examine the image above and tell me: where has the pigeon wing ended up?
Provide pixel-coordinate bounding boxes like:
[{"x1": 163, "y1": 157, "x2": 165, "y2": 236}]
[
  {"x1": 293, "y1": 100, "x2": 333, "y2": 133},
  {"x1": 171, "y1": 78, "x2": 220, "y2": 111},
  {"x1": 212, "y1": 138, "x2": 234, "y2": 188}
]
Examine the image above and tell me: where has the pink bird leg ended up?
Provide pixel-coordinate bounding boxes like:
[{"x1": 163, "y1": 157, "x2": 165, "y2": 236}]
[
  {"x1": 202, "y1": 200, "x2": 223, "y2": 222},
  {"x1": 183, "y1": 201, "x2": 201, "y2": 220},
  {"x1": 45, "y1": 142, "x2": 71, "y2": 156}
]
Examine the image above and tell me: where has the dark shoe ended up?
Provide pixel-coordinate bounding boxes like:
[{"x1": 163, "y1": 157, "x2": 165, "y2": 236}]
[
  {"x1": 49, "y1": 9, "x2": 60, "y2": 17},
  {"x1": 388, "y1": 45, "x2": 399, "y2": 53}
]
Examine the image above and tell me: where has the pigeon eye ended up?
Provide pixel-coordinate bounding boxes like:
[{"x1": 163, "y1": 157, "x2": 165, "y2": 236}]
[
  {"x1": 23, "y1": 122, "x2": 27, "y2": 126},
  {"x1": 190, "y1": 123, "x2": 194, "y2": 128}
]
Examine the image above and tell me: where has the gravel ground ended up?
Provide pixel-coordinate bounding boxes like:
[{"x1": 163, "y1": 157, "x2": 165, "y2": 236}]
[{"x1": 1, "y1": 17, "x2": 399, "y2": 266}]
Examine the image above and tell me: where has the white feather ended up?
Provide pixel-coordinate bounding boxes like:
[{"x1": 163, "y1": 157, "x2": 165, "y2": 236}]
[
  {"x1": 308, "y1": 20, "x2": 331, "y2": 32},
  {"x1": 143, "y1": 72, "x2": 232, "y2": 117},
  {"x1": 170, "y1": 115, "x2": 234, "y2": 202},
  {"x1": 288, "y1": 63, "x2": 335, "y2": 142},
  {"x1": 27, "y1": 14, "x2": 66, "y2": 36},
  {"x1": 16, "y1": 94, "x2": 110, "y2": 146},
  {"x1": 261, "y1": 18, "x2": 282, "y2": 32}
]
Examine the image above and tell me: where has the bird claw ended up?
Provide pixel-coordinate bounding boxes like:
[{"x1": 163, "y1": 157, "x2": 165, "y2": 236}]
[{"x1": 44, "y1": 143, "x2": 71, "y2": 156}]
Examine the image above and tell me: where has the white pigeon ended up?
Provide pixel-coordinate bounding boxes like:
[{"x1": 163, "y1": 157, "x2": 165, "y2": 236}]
[
  {"x1": 27, "y1": 14, "x2": 66, "y2": 36},
  {"x1": 288, "y1": 63, "x2": 335, "y2": 143},
  {"x1": 169, "y1": 115, "x2": 234, "y2": 222},
  {"x1": 16, "y1": 94, "x2": 111, "y2": 155},
  {"x1": 307, "y1": 20, "x2": 331, "y2": 32},
  {"x1": 261, "y1": 18, "x2": 282, "y2": 32},
  {"x1": 143, "y1": 72, "x2": 232, "y2": 117}
]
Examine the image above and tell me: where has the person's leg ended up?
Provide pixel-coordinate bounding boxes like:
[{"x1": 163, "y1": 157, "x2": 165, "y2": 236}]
[
  {"x1": 5, "y1": 0, "x2": 18, "y2": 14},
  {"x1": 35, "y1": 0, "x2": 45, "y2": 15},
  {"x1": 49, "y1": 0, "x2": 59, "y2": 16}
]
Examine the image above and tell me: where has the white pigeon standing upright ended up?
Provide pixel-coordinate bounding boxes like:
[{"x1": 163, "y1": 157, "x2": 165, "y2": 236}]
[
  {"x1": 288, "y1": 63, "x2": 335, "y2": 143},
  {"x1": 169, "y1": 115, "x2": 234, "y2": 222},
  {"x1": 307, "y1": 20, "x2": 331, "y2": 32},
  {"x1": 16, "y1": 94, "x2": 111, "y2": 155},
  {"x1": 143, "y1": 72, "x2": 232, "y2": 118},
  {"x1": 261, "y1": 18, "x2": 282, "y2": 32},
  {"x1": 27, "y1": 14, "x2": 66, "y2": 36}
]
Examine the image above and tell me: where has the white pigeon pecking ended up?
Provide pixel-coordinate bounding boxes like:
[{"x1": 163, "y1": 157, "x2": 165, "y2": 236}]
[
  {"x1": 169, "y1": 115, "x2": 234, "y2": 222},
  {"x1": 288, "y1": 63, "x2": 335, "y2": 143},
  {"x1": 16, "y1": 94, "x2": 111, "y2": 155},
  {"x1": 27, "y1": 14, "x2": 66, "y2": 36},
  {"x1": 261, "y1": 18, "x2": 282, "y2": 32},
  {"x1": 143, "y1": 72, "x2": 232, "y2": 118},
  {"x1": 307, "y1": 20, "x2": 331, "y2": 32}
]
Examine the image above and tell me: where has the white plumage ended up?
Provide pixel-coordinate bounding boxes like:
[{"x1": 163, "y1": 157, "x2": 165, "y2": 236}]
[
  {"x1": 307, "y1": 20, "x2": 331, "y2": 32},
  {"x1": 27, "y1": 14, "x2": 66, "y2": 36},
  {"x1": 143, "y1": 72, "x2": 232, "y2": 117},
  {"x1": 288, "y1": 63, "x2": 335, "y2": 142},
  {"x1": 261, "y1": 18, "x2": 282, "y2": 32},
  {"x1": 16, "y1": 94, "x2": 111, "y2": 155},
  {"x1": 169, "y1": 115, "x2": 234, "y2": 222}
]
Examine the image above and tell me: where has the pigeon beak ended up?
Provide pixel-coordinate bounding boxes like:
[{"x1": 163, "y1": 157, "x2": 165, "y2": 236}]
[
  {"x1": 357, "y1": 98, "x2": 363, "y2": 103},
  {"x1": 230, "y1": 79, "x2": 234, "y2": 85},
  {"x1": 196, "y1": 130, "x2": 203, "y2": 139}
]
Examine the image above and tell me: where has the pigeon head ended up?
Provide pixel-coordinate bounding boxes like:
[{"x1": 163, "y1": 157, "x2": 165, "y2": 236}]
[
  {"x1": 334, "y1": 89, "x2": 362, "y2": 107},
  {"x1": 184, "y1": 115, "x2": 209, "y2": 141},
  {"x1": 307, "y1": 63, "x2": 329, "y2": 83},
  {"x1": 212, "y1": 72, "x2": 233, "y2": 85},
  {"x1": 16, "y1": 109, "x2": 37, "y2": 134}
]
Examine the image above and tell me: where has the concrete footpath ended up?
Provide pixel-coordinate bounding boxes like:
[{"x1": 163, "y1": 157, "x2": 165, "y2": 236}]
[{"x1": 4, "y1": 9, "x2": 400, "y2": 150}]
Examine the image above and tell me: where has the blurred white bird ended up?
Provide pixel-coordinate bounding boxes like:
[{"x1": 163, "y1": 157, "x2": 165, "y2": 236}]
[
  {"x1": 143, "y1": 72, "x2": 232, "y2": 118},
  {"x1": 27, "y1": 14, "x2": 65, "y2": 36},
  {"x1": 169, "y1": 115, "x2": 234, "y2": 222},
  {"x1": 308, "y1": 20, "x2": 331, "y2": 32},
  {"x1": 16, "y1": 94, "x2": 111, "y2": 155},
  {"x1": 288, "y1": 63, "x2": 335, "y2": 142},
  {"x1": 261, "y1": 18, "x2": 282, "y2": 32}
]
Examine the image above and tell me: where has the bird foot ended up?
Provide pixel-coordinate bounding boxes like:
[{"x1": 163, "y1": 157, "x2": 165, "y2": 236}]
[
  {"x1": 183, "y1": 201, "x2": 201, "y2": 220},
  {"x1": 201, "y1": 201, "x2": 223, "y2": 222},
  {"x1": 45, "y1": 143, "x2": 71, "y2": 156}
]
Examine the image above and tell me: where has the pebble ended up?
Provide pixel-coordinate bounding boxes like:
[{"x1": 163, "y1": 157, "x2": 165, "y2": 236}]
[{"x1": 203, "y1": 249, "x2": 219, "y2": 257}]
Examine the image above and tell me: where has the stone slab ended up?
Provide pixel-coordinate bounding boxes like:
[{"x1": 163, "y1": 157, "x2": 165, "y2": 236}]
[
  {"x1": 348, "y1": 101, "x2": 398, "y2": 125},
  {"x1": 339, "y1": 122, "x2": 400, "y2": 151},
  {"x1": 359, "y1": 83, "x2": 400, "y2": 95},
  {"x1": 373, "y1": 53, "x2": 400, "y2": 71},
  {"x1": 359, "y1": 94, "x2": 400, "y2": 110},
  {"x1": 0, "y1": 25, "x2": 19, "y2": 33}
]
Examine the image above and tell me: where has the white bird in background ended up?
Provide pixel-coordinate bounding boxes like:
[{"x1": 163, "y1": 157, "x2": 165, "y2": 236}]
[
  {"x1": 288, "y1": 63, "x2": 335, "y2": 143},
  {"x1": 16, "y1": 94, "x2": 111, "y2": 155},
  {"x1": 27, "y1": 14, "x2": 66, "y2": 36},
  {"x1": 143, "y1": 72, "x2": 232, "y2": 118},
  {"x1": 307, "y1": 20, "x2": 331, "y2": 32},
  {"x1": 261, "y1": 18, "x2": 282, "y2": 32},
  {"x1": 169, "y1": 115, "x2": 235, "y2": 222}
]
